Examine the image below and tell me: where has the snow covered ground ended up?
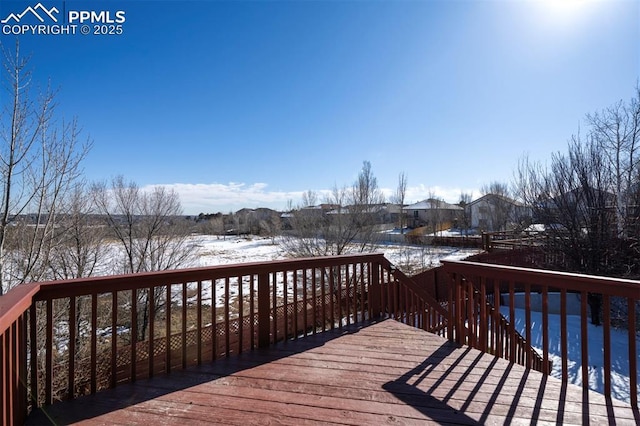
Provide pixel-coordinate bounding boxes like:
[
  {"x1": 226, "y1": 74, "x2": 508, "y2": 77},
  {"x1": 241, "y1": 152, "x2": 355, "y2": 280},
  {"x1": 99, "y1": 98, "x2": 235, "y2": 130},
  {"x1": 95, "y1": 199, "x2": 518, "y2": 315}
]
[
  {"x1": 191, "y1": 234, "x2": 480, "y2": 270},
  {"x1": 187, "y1": 235, "x2": 480, "y2": 307},
  {"x1": 501, "y1": 306, "x2": 640, "y2": 404}
]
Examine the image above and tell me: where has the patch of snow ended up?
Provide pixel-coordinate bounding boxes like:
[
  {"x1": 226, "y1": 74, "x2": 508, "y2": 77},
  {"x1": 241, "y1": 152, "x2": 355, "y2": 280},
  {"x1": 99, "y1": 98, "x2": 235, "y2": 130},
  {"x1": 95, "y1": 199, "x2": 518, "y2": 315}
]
[{"x1": 501, "y1": 306, "x2": 640, "y2": 404}]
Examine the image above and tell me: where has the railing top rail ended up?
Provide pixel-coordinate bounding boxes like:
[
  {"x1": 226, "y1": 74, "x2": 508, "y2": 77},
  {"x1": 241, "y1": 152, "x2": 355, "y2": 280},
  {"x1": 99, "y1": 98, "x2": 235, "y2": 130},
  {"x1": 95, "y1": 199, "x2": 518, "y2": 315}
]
[
  {"x1": 0, "y1": 282, "x2": 40, "y2": 333},
  {"x1": 0, "y1": 252, "x2": 386, "y2": 333},
  {"x1": 442, "y1": 259, "x2": 640, "y2": 298},
  {"x1": 29, "y1": 252, "x2": 386, "y2": 300}
]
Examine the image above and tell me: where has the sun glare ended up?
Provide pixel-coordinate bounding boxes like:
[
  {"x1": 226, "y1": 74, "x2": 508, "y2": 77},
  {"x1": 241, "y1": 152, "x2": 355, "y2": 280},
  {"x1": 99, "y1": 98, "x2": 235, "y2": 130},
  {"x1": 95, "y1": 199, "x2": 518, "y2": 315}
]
[
  {"x1": 545, "y1": 0, "x2": 587, "y2": 16},
  {"x1": 532, "y1": 0, "x2": 596, "y2": 33}
]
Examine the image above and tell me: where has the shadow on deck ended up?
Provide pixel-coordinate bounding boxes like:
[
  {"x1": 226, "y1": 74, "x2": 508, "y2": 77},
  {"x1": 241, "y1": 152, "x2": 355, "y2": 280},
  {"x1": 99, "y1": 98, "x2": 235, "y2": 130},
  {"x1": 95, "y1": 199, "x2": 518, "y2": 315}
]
[{"x1": 28, "y1": 319, "x2": 639, "y2": 425}]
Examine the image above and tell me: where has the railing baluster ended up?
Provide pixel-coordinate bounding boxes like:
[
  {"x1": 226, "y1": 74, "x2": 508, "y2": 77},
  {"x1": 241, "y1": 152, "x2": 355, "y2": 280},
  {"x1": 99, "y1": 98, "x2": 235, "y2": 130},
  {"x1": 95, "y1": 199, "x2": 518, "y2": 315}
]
[
  {"x1": 603, "y1": 294, "x2": 611, "y2": 396},
  {"x1": 110, "y1": 292, "x2": 117, "y2": 389},
  {"x1": 257, "y1": 273, "x2": 270, "y2": 348},
  {"x1": 130, "y1": 290, "x2": 137, "y2": 382},
  {"x1": 628, "y1": 297, "x2": 637, "y2": 408},
  {"x1": 447, "y1": 273, "x2": 454, "y2": 341},
  {"x1": 91, "y1": 293, "x2": 98, "y2": 393},
  {"x1": 580, "y1": 291, "x2": 589, "y2": 392},
  {"x1": 29, "y1": 303, "x2": 37, "y2": 407},
  {"x1": 329, "y1": 266, "x2": 336, "y2": 330},
  {"x1": 283, "y1": 271, "x2": 288, "y2": 339},
  {"x1": 18, "y1": 312, "x2": 27, "y2": 424},
  {"x1": 212, "y1": 279, "x2": 217, "y2": 362},
  {"x1": 302, "y1": 268, "x2": 308, "y2": 334},
  {"x1": 312, "y1": 267, "x2": 317, "y2": 334},
  {"x1": 237, "y1": 276, "x2": 243, "y2": 353},
  {"x1": 45, "y1": 299, "x2": 52, "y2": 405},
  {"x1": 479, "y1": 277, "x2": 487, "y2": 352},
  {"x1": 561, "y1": 288, "x2": 568, "y2": 381},
  {"x1": 149, "y1": 286, "x2": 155, "y2": 378},
  {"x1": 465, "y1": 279, "x2": 473, "y2": 347},
  {"x1": 0, "y1": 329, "x2": 13, "y2": 424},
  {"x1": 321, "y1": 268, "x2": 328, "y2": 330},
  {"x1": 337, "y1": 266, "x2": 343, "y2": 327},
  {"x1": 182, "y1": 281, "x2": 187, "y2": 367},
  {"x1": 250, "y1": 275, "x2": 255, "y2": 349},
  {"x1": 68, "y1": 297, "x2": 76, "y2": 400},
  {"x1": 369, "y1": 262, "x2": 379, "y2": 320},
  {"x1": 524, "y1": 283, "x2": 531, "y2": 369},
  {"x1": 224, "y1": 277, "x2": 230, "y2": 356},
  {"x1": 344, "y1": 265, "x2": 350, "y2": 326},
  {"x1": 165, "y1": 284, "x2": 171, "y2": 372},
  {"x1": 454, "y1": 274, "x2": 462, "y2": 345},
  {"x1": 509, "y1": 281, "x2": 515, "y2": 363},
  {"x1": 394, "y1": 270, "x2": 400, "y2": 321},
  {"x1": 541, "y1": 286, "x2": 549, "y2": 375},
  {"x1": 353, "y1": 263, "x2": 358, "y2": 324},
  {"x1": 271, "y1": 272, "x2": 277, "y2": 343},
  {"x1": 493, "y1": 279, "x2": 501, "y2": 358},
  {"x1": 197, "y1": 281, "x2": 202, "y2": 364}
]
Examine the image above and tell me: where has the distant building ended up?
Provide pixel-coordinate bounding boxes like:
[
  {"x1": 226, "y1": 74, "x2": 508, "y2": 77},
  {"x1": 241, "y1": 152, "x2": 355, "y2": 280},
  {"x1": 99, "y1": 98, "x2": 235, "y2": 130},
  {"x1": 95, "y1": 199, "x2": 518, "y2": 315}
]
[
  {"x1": 403, "y1": 199, "x2": 463, "y2": 229},
  {"x1": 326, "y1": 203, "x2": 401, "y2": 223},
  {"x1": 467, "y1": 193, "x2": 530, "y2": 231}
]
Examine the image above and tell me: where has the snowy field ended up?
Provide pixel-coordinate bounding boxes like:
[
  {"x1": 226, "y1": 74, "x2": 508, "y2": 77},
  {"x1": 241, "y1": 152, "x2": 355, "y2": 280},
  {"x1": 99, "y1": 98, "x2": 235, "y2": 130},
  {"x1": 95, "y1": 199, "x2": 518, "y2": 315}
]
[
  {"x1": 191, "y1": 234, "x2": 479, "y2": 271},
  {"x1": 501, "y1": 307, "x2": 640, "y2": 404},
  {"x1": 185, "y1": 235, "x2": 480, "y2": 308}
]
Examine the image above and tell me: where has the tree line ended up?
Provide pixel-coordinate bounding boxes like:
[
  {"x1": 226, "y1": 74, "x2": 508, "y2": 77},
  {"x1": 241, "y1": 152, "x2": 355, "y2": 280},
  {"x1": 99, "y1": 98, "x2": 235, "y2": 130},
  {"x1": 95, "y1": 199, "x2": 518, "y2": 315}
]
[{"x1": 515, "y1": 87, "x2": 640, "y2": 278}]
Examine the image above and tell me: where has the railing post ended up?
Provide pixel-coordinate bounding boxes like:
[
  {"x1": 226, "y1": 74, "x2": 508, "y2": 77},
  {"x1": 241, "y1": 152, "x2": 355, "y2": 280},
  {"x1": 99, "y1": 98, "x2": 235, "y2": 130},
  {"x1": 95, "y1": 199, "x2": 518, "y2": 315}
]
[{"x1": 258, "y1": 272, "x2": 270, "y2": 348}]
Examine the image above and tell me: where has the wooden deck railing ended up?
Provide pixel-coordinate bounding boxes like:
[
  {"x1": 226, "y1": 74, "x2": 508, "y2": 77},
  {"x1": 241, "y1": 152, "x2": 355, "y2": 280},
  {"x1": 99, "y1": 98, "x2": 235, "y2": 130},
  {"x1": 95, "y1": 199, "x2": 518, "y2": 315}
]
[
  {"x1": 0, "y1": 253, "x2": 449, "y2": 424},
  {"x1": 2, "y1": 254, "x2": 636, "y2": 423},
  {"x1": 442, "y1": 259, "x2": 639, "y2": 408}
]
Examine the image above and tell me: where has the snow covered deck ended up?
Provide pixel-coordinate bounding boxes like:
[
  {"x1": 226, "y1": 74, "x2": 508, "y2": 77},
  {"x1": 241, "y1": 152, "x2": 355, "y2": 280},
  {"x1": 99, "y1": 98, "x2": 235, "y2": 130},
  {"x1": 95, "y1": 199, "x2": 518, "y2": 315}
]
[{"x1": 26, "y1": 319, "x2": 639, "y2": 425}]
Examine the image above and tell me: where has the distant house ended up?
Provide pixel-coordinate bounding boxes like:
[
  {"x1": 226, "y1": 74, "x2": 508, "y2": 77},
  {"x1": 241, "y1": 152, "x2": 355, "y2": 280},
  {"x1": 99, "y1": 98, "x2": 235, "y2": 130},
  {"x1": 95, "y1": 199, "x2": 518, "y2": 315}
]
[
  {"x1": 467, "y1": 193, "x2": 530, "y2": 231},
  {"x1": 403, "y1": 199, "x2": 463, "y2": 229},
  {"x1": 280, "y1": 204, "x2": 339, "y2": 229},
  {"x1": 325, "y1": 203, "x2": 402, "y2": 226},
  {"x1": 233, "y1": 207, "x2": 281, "y2": 235}
]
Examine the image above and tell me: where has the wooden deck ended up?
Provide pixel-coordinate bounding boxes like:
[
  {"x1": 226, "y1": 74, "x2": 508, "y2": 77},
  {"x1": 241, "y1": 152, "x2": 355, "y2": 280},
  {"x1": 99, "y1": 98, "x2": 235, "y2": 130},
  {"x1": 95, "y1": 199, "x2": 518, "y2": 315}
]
[{"x1": 27, "y1": 319, "x2": 639, "y2": 425}]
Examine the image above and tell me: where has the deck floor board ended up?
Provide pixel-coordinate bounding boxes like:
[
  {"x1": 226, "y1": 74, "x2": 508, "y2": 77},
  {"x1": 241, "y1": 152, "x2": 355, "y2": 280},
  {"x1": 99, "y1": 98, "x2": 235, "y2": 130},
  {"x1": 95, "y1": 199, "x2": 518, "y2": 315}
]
[{"x1": 27, "y1": 319, "x2": 639, "y2": 425}]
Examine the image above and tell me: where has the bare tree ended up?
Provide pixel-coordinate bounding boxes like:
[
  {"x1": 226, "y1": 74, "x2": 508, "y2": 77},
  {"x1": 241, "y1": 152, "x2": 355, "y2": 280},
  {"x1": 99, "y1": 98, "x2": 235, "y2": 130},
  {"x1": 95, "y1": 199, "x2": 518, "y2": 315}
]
[
  {"x1": 301, "y1": 190, "x2": 318, "y2": 207},
  {"x1": 587, "y1": 87, "x2": 640, "y2": 237},
  {"x1": 392, "y1": 172, "x2": 407, "y2": 233},
  {"x1": 258, "y1": 210, "x2": 281, "y2": 243},
  {"x1": 516, "y1": 88, "x2": 640, "y2": 278},
  {"x1": 284, "y1": 161, "x2": 385, "y2": 257},
  {"x1": 0, "y1": 41, "x2": 90, "y2": 293},
  {"x1": 47, "y1": 182, "x2": 105, "y2": 280},
  {"x1": 517, "y1": 137, "x2": 617, "y2": 275},
  {"x1": 202, "y1": 215, "x2": 225, "y2": 237},
  {"x1": 92, "y1": 176, "x2": 196, "y2": 340},
  {"x1": 93, "y1": 176, "x2": 193, "y2": 274},
  {"x1": 458, "y1": 192, "x2": 473, "y2": 235}
]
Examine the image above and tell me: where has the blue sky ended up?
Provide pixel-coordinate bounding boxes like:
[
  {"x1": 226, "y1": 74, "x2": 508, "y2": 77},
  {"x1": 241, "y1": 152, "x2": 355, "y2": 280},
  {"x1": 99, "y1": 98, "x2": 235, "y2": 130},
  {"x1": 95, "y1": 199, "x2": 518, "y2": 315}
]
[{"x1": 1, "y1": 0, "x2": 638, "y2": 214}]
